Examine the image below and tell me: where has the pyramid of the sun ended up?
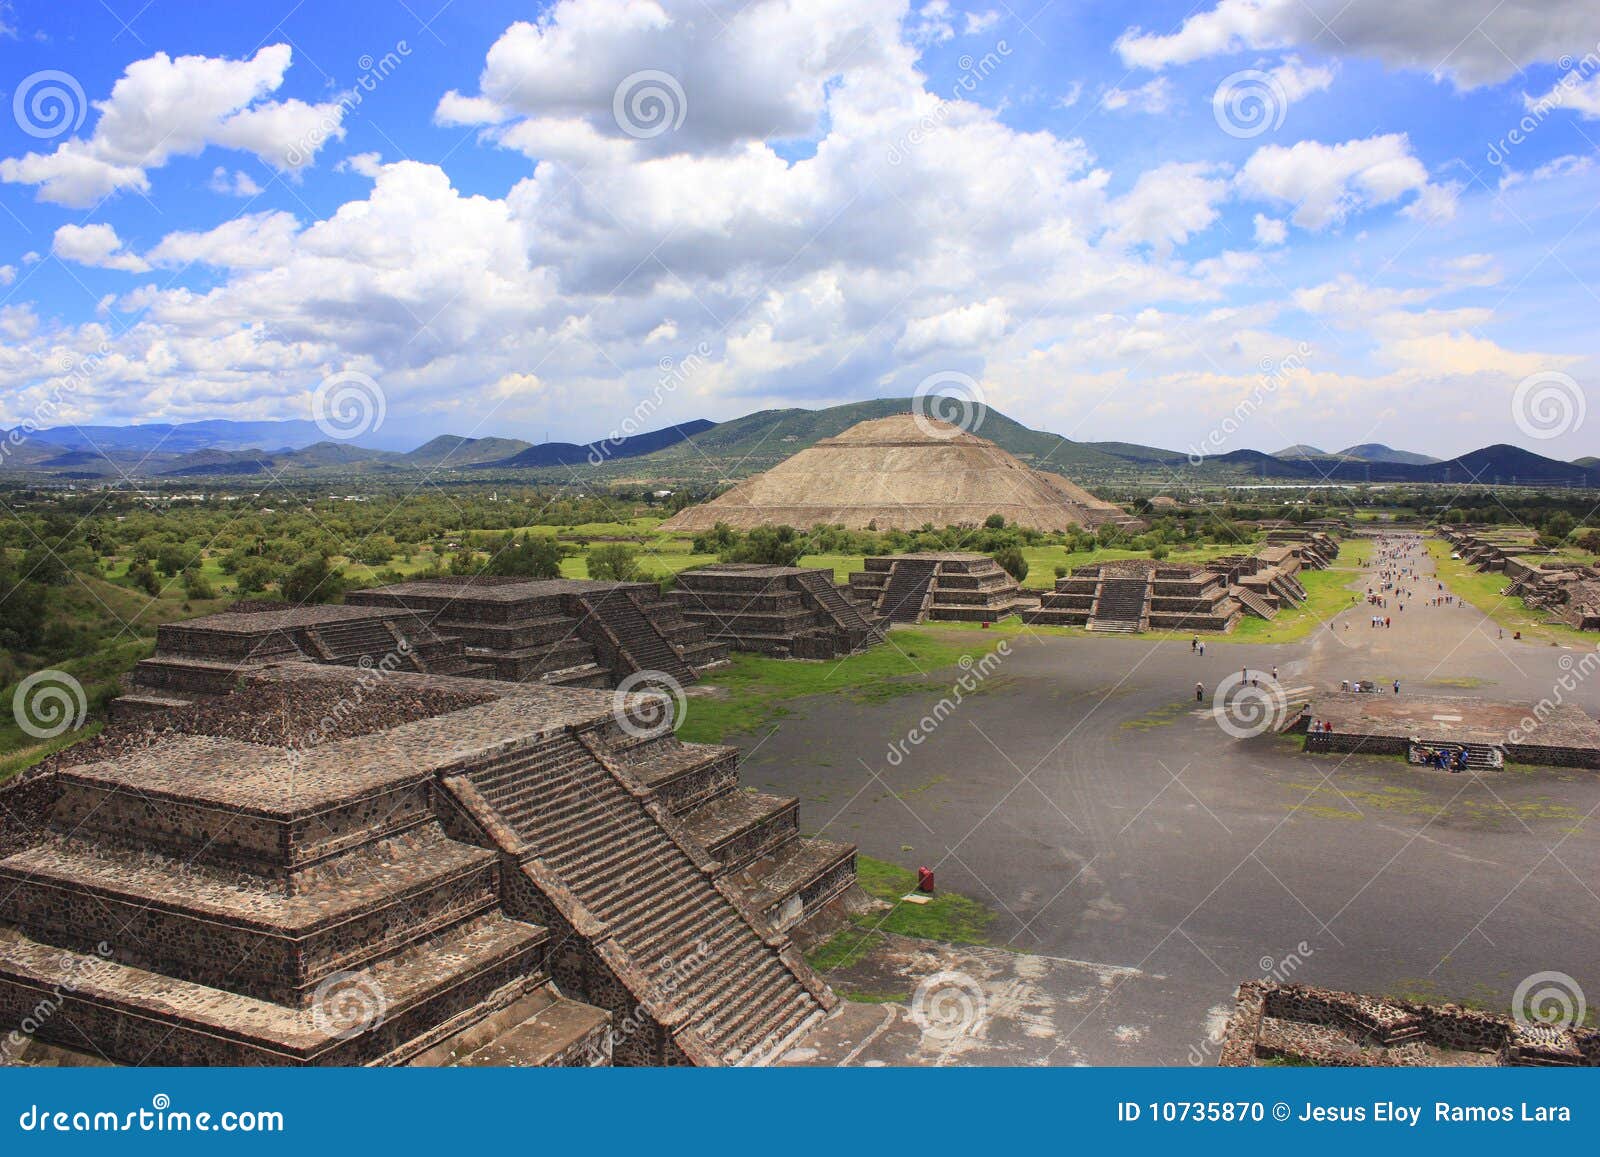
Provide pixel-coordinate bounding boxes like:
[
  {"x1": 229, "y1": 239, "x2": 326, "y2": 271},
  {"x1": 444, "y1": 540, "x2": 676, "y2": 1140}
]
[{"x1": 661, "y1": 413, "x2": 1136, "y2": 533}]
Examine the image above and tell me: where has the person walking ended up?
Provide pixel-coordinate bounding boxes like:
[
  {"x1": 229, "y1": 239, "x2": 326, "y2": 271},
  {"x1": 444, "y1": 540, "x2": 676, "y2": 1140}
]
[
  {"x1": 1271, "y1": 664, "x2": 1279, "y2": 681},
  {"x1": 1191, "y1": 636, "x2": 1198, "y2": 652},
  {"x1": 1196, "y1": 681, "x2": 1204, "y2": 703},
  {"x1": 1393, "y1": 678, "x2": 1401, "y2": 694}
]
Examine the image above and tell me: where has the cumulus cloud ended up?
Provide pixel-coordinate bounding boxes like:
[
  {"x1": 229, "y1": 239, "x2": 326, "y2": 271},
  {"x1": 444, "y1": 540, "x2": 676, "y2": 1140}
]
[
  {"x1": 1116, "y1": 0, "x2": 1599, "y2": 88},
  {"x1": 1235, "y1": 133, "x2": 1449, "y2": 229},
  {"x1": 1, "y1": 45, "x2": 345, "y2": 207},
  {"x1": 52, "y1": 223, "x2": 150, "y2": 272},
  {"x1": 1252, "y1": 213, "x2": 1287, "y2": 245},
  {"x1": 1105, "y1": 162, "x2": 1232, "y2": 254}
]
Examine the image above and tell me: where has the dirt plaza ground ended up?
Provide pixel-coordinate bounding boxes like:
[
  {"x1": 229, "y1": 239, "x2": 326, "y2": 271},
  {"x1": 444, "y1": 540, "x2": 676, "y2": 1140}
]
[{"x1": 753, "y1": 538, "x2": 1600, "y2": 1064}]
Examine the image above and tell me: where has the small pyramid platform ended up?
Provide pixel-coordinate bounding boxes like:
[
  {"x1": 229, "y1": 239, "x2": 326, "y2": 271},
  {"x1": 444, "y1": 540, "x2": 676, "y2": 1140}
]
[{"x1": 660, "y1": 414, "x2": 1138, "y2": 533}]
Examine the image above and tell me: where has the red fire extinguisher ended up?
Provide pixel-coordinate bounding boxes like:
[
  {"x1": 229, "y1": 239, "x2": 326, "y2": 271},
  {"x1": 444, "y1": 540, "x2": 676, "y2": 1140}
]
[{"x1": 917, "y1": 866, "x2": 935, "y2": 894}]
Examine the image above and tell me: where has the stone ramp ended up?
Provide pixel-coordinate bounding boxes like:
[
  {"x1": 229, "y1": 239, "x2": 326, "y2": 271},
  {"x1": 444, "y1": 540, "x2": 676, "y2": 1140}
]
[
  {"x1": 456, "y1": 730, "x2": 832, "y2": 1064},
  {"x1": 1231, "y1": 586, "x2": 1278, "y2": 620}
]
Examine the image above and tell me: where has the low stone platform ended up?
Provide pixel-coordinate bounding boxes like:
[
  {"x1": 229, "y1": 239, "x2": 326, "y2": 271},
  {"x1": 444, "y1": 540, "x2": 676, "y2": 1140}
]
[
  {"x1": 669, "y1": 564, "x2": 887, "y2": 658},
  {"x1": 1303, "y1": 692, "x2": 1600, "y2": 769},
  {"x1": 1023, "y1": 559, "x2": 1241, "y2": 633},
  {"x1": 1220, "y1": 982, "x2": 1599, "y2": 1066},
  {"x1": 848, "y1": 553, "x2": 1027, "y2": 625},
  {"x1": 116, "y1": 603, "x2": 491, "y2": 714},
  {"x1": 348, "y1": 577, "x2": 728, "y2": 687}
]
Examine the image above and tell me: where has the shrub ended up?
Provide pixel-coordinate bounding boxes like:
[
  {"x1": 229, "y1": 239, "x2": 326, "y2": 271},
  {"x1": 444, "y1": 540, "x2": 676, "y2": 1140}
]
[
  {"x1": 992, "y1": 546, "x2": 1028, "y2": 582},
  {"x1": 587, "y1": 543, "x2": 640, "y2": 582},
  {"x1": 485, "y1": 534, "x2": 563, "y2": 578}
]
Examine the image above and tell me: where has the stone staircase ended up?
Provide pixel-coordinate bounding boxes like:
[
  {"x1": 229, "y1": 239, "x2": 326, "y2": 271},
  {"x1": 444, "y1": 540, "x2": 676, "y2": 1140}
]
[
  {"x1": 877, "y1": 558, "x2": 939, "y2": 623},
  {"x1": 1463, "y1": 743, "x2": 1505, "y2": 769},
  {"x1": 458, "y1": 732, "x2": 831, "y2": 1064},
  {"x1": 792, "y1": 570, "x2": 887, "y2": 646},
  {"x1": 1231, "y1": 586, "x2": 1278, "y2": 621},
  {"x1": 577, "y1": 589, "x2": 695, "y2": 683},
  {"x1": 1087, "y1": 577, "x2": 1147, "y2": 633}
]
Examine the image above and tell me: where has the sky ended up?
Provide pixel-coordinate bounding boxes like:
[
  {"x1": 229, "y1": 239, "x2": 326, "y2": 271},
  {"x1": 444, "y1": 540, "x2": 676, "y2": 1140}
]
[{"x1": 0, "y1": 0, "x2": 1596, "y2": 458}]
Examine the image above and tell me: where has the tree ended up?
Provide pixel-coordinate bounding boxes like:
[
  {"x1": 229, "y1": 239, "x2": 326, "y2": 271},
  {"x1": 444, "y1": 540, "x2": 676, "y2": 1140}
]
[
  {"x1": 721, "y1": 525, "x2": 804, "y2": 567},
  {"x1": 233, "y1": 558, "x2": 276, "y2": 596},
  {"x1": 127, "y1": 560, "x2": 162, "y2": 597},
  {"x1": 983, "y1": 513, "x2": 1006, "y2": 530},
  {"x1": 992, "y1": 546, "x2": 1028, "y2": 582},
  {"x1": 281, "y1": 554, "x2": 345, "y2": 605},
  {"x1": 485, "y1": 534, "x2": 563, "y2": 579},
  {"x1": 587, "y1": 543, "x2": 641, "y2": 581},
  {"x1": 181, "y1": 567, "x2": 216, "y2": 601}
]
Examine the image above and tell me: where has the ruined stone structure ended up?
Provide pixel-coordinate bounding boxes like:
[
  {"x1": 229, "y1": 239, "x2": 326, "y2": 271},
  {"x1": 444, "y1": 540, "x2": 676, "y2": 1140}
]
[
  {"x1": 847, "y1": 553, "x2": 1032, "y2": 624},
  {"x1": 1442, "y1": 528, "x2": 1600, "y2": 631},
  {"x1": 660, "y1": 414, "x2": 1141, "y2": 534},
  {"x1": 1023, "y1": 559, "x2": 1242, "y2": 633},
  {"x1": 669, "y1": 564, "x2": 888, "y2": 658},
  {"x1": 346, "y1": 577, "x2": 728, "y2": 686},
  {"x1": 1302, "y1": 691, "x2": 1600, "y2": 769},
  {"x1": 1220, "y1": 982, "x2": 1599, "y2": 1066},
  {"x1": 0, "y1": 664, "x2": 851, "y2": 1067},
  {"x1": 118, "y1": 603, "x2": 494, "y2": 717}
]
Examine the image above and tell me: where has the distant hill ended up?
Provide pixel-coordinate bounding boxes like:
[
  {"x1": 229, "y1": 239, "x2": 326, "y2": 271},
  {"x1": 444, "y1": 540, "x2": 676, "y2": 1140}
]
[
  {"x1": 1576, "y1": 456, "x2": 1599, "y2": 468},
  {"x1": 479, "y1": 419, "x2": 717, "y2": 469},
  {"x1": 626, "y1": 400, "x2": 1135, "y2": 479},
  {"x1": 1273, "y1": 444, "x2": 1330, "y2": 459},
  {"x1": 1336, "y1": 443, "x2": 1440, "y2": 466},
  {"x1": 402, "y1": 435, "x2": 534, "y2": 467},
  {"x1": 35, "y1": 418, "x2": 337, "y2": 454}
]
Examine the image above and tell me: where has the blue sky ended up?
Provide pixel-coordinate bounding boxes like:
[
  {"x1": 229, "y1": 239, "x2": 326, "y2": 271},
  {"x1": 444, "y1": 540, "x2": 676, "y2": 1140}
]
[{"x1": 0, "y1": 0, "x2": 1596, "y2": 457}]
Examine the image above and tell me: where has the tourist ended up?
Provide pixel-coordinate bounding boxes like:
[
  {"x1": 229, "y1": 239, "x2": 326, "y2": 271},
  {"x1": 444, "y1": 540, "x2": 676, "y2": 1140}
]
[
  {"x1": 1393, "y1": 679, "x2": 1400, "y2": 694},
  {"x1": 1191, "y1": 636, "x2": 1198, "y2": 652},
  {"x1": 1198, "y1": 641, "x2": 1205, "y2": 656},
  {"x1": 1196, "y1": 682, "x2": 1204, "y2": 702},
  {"x1": 1271, "y1": 665, "x2": 1279, "y2": 681}
]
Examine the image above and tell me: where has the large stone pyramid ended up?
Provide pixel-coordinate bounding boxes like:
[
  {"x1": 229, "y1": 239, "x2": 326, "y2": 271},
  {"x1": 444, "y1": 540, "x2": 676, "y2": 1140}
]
[{"x1": 661, "y1": 413, "x2": 1136, "y2": 533}]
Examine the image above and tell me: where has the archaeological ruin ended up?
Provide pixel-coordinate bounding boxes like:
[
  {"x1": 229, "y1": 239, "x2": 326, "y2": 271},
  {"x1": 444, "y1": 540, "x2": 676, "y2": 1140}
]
[
  {"x1": 0, "y1": 663, "x2": 852, "y2": 1067},
  {"x1": 1302, "y1": 691, "x2": 1600, "y2": 770},
  {"x1": 669, "y1": 564, "x2": 887, "y2": 658},
  {"x1": 847, "y1": 553, "x2": 1032, "y2": 624},
  {"x1": 1443, "y1": 527, "x2": 1600, "y2": 631},
  {"x1": 659, "y1": 413, "x2": 1142, "y2": 533},
  {"x1": 1220, "y1": 982, "x2": 1599, "y2": 1066}
]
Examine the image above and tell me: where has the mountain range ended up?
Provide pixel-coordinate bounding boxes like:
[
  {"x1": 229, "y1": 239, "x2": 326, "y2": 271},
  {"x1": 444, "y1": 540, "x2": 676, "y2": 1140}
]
[{"x1": 3, "y1": 403, "x2": 1596, "y2": 488}]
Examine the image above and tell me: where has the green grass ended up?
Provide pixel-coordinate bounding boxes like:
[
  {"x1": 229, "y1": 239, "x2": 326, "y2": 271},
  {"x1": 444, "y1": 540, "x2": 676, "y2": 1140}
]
[
  {"x1": 0, "y1": 723, "x2": 104, "y2": 785},
  {"x1": 804, "y1": 855, "x2": 999, "y2": 985},
  {"x1": 1426, "y1": 540, "x2": 1596, "y2": 645},
  {"x1": 1230, "y1": 561, "x2": 1362, "y2": 643},
  {"x1": 675, "y1": 626, "x2": 1010, "y2": 743}
]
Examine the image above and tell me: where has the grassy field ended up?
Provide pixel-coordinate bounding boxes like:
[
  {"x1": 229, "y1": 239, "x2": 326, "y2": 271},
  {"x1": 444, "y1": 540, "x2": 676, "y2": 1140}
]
[
  {"x1": 1426, "y1": 540, "x2": 1595, "y2": 645},
  {"x1": 675, "y1": 625, "x2": 1011, "y2": 744},
  {"x1": 805, "y1": 855, "x2": 998, "y2": 989}
]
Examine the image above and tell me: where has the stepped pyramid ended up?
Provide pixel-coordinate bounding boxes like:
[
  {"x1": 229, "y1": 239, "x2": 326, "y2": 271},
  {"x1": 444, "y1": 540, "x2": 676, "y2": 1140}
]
[
  {"x1": 660, "y1": 413, "x2": 1138, "y2": 533},
  {"x1": 0, "y1": 664, "x2": 847, "y2": 1066}
]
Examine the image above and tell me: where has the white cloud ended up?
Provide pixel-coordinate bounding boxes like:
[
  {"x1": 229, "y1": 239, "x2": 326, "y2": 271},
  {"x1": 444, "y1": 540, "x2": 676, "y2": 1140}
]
[
  {"x1": 1235, "y1": 133, "x2": 1444, "y2": 229},
  {"x1": 208, "y1": 167, "x2": 264, "y2": 197},
  {"x1": 52, "y1": 223, "x2": 150, "y2": 272},
  {"x1": 1525, "y1": 72, "x2": 1600, "y2": 120},
  {"x1": 1252, "y1": 213, "x2": 1287, "y2": 245},
  {"x1": 896, "y1": 298, "x2": 1010, "y2": 355},
  {"x1": 965, "y1": 10, "x2": 1001, "y2": 36},
  {"x1": 0, "y1": 45, "x2": 345, "y2": 207},
  {"x1": 1104, "y1": 162, "x2": 1231, "y2": 254},
  {"x1": 1116, "y1": 0, "x2": 1599, "y2": 88},
  {"x1": 1100, "y1": 76, "x2": 1173, "y2": 114}
]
